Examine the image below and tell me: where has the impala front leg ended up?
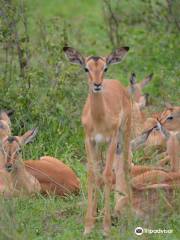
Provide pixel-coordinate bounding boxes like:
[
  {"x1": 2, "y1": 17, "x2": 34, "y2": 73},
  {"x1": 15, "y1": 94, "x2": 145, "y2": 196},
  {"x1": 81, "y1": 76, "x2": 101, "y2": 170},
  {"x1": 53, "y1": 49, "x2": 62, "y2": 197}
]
[
  {"x1": 84, "y1": 137, "x2": 100, "y2": 235},
  {"x1": 103, "y1": 136, "x2": 117, "y2": 235}
]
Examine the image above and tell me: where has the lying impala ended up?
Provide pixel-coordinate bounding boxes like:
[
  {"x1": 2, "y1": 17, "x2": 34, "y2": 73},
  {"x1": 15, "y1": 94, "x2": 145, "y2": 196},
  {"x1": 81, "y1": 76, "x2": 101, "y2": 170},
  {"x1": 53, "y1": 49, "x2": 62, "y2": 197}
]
[
  {"x1": 116, "y1": 126, "x2": 180, "y2": 216},
  {"x1": 0, "y1": 129, "x2": 80, "y2": 196},
  {"x1": 0, "y1": 129, "x2": 41, "y2": 196},
  {"x1": 131, "y1": 128, "x2": 180, "y2": 217},
  {"x1": 64, "y1": 46, "x2": 132, "y2": 235}
]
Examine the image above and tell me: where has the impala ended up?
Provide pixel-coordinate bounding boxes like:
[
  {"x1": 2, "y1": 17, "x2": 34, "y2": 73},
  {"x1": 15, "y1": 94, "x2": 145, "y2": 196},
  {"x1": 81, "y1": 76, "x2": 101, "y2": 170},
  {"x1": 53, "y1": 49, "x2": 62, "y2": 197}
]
[
  {"x1": 127, "y1": 72, "x2": 153, "y2": 138},
  {"x1": 0, "y1": 128, "x2": 41, "y2": 196},
  {"x1": 64, "y1": 46, "x2": 132, "y2": 235},
  {"x1": 0, "y1": 129, "x2": 80, "y2": 196},
  {"x1": 131, "y1": 168, "x2": 180, "y2": 217},
  {"x1": 131, "y1": 121, "x2": 180, "y2": 213},
  {"x1": 117, "y1": 125, "x2": 180, "y2": 216}
]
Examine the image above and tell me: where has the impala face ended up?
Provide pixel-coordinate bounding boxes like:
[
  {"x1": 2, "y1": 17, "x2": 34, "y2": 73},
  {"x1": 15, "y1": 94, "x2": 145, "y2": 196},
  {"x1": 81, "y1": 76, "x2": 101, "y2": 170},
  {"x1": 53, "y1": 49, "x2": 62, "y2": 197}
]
[
  {"x1": 63, "y1": 46, "x2": 129, "y2": 93},
  {"x1": 1, "y1": 136, "x2": 21, "y2": 172},
  {"x1": 0, "y1": 128, "x2": 38, "y2": 173},
  {"x1": 85, "y1": 57, "x2": 107, "y2": 93},
  {"x1": 160, "y1": 107, "x2": 180, "y2": 131}
]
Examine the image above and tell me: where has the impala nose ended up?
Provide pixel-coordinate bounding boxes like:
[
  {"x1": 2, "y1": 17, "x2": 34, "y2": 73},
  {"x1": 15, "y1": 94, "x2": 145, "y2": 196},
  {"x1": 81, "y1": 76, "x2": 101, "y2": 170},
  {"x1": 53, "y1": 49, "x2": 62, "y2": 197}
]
[
  {"x1": 93, "y1": 83, "x2": 103, "y2": 92},
  {"x1": 5, "y1": 163, "x2": 13, "y2": 172}
]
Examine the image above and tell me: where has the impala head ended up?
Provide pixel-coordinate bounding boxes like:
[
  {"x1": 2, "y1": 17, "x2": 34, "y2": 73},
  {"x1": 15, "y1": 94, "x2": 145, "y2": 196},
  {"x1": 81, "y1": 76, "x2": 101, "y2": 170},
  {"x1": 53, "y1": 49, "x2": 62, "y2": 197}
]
[
  {"x1": 159, "y1": 105, "x2": 180, "y2": 131},
  {"x1": 128, "y1": 72, "x2": 153, "y2": 102},
  {"x1": 0, "y1": 110, "x2": 14, "y2": 139},
  {"x1": 0, "y1": 128, "x2": 38, "y2": 173},
  {"x1": 63, "y1": 46, "x2": 129, "y2": 93},
  {"x1": 143, "y1": 117, "x2": 166, "y2": 146}
]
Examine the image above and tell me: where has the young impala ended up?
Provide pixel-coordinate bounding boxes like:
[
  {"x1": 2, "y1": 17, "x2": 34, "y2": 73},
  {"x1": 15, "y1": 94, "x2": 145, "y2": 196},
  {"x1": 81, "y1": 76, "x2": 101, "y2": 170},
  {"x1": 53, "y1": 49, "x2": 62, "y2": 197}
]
[
  {"x1": 116, "y1": 125, "x2": 180, "y2": 216},
  {"x1": 0, "y1": 129, "x2": 41, "y2": 196},
  {"x1": 131, "y1": 128, "x2": 180, "y2": 217},
  {"x1": 0, "y1": 129, "x2": 80, "y2": 196},
  {"x1": 64, "y1": 46, "x2": 132, "y2": 235},
  {"x1": 127, "y1": 72, "x2": 153, "y2": 138}
]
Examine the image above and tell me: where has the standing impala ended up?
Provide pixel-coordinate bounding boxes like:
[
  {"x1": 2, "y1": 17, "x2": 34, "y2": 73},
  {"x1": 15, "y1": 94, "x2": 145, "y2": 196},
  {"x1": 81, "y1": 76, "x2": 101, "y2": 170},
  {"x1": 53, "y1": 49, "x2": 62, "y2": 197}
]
[{"x1": 64, "y1": 46, "x2": 132, "y2": 235}]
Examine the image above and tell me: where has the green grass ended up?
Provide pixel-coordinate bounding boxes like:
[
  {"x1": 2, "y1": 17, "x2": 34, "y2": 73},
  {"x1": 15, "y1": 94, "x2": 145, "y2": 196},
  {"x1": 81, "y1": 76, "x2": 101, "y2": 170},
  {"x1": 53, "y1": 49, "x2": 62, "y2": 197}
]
[{"x1": 0, "y1": 0, "x2": 180, "y2": 239}]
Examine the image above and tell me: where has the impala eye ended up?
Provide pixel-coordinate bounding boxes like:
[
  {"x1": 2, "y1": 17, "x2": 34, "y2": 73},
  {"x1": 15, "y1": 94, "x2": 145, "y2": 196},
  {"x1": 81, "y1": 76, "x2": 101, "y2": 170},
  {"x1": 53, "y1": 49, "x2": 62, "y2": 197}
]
[
  {"x1": 84, "y1": 67, "x2": 89, "y2": 72},
  {"x1": 104, "y1": 67, "x2": 108, "y2": 72},
  {"x1": 167, "y1": 116, "x2": 173, "y2": 121}
]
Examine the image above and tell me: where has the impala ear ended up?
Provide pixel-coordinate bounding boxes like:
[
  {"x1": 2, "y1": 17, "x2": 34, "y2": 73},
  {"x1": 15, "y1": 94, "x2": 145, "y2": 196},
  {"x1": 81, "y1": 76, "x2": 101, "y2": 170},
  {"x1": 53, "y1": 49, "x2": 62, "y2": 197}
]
[
  {"x1": 63, "y1": 46, "x2": 85, "y2": 66},
  {"x1": 140, "y1": 73, "x2": 153, "y2": 88},
  {"x1": 6, "y1": 110, "x2": 15, "y2": 117},
  {"x1": 131, "y1": 128, "x2": 153, "y2": 151},
  {"x1": 130, "y1": 72, "x2": 136, "y2": 85},
  {"x1": 106, "y1": 47, "x2": 129, "y2": 65},
  {"x1": 165, "y1": 102, "x2": 173, "y2": 109},
  {"x1": 19, "y1": 128, "x2": 38, "y2": 145},
  {"x1": 128, "y1": 72, "x2": 136, "y2": 95}
]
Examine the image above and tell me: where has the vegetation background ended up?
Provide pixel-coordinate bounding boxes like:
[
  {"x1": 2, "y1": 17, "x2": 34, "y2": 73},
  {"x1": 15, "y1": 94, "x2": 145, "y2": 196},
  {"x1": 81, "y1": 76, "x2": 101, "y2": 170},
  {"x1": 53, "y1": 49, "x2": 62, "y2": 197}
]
[{"x1": 0, "y1": 0, "x2": 180, "y2": 239}]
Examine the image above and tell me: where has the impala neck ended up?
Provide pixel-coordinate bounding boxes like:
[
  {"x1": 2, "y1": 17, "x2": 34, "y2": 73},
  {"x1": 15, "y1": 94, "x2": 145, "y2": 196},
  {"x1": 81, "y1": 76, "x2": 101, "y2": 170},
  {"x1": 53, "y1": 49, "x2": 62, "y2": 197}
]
[
  {"x1": 11, "y1": 159, "x2": 33, "y2": 191},
  {"x1": 11, "y1": 158, "x2": 27, "y2": 178},
  {"x1": 89, "y1": 91, "x2": 106, "y2": 122}
]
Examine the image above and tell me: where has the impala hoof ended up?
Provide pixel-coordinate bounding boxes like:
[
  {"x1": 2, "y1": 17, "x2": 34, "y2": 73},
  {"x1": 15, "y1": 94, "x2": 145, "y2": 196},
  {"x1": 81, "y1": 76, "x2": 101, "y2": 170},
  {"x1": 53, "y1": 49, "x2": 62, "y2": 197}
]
[
  {"x1": 83, "y1": 226, "x2": 94, "y2": 235},
  {"x1": 114, "y1": 197, "x2": 128, "y2": 215},
  {"x1": 103, "y1": 226, "x2": 110, "y2": 236}
]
